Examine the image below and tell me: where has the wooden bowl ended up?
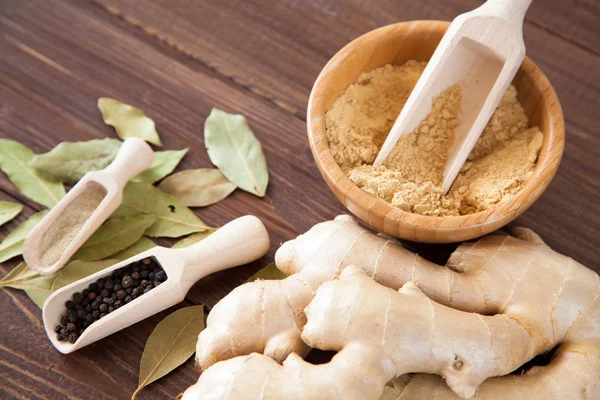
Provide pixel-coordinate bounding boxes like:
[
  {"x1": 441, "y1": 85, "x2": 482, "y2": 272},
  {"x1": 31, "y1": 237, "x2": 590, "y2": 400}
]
[{"x1": 307, "y1": 21, "x2": 565, "y2": 243}]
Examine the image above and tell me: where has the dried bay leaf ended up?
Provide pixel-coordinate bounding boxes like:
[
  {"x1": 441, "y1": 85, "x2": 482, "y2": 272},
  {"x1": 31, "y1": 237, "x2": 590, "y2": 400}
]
[
  {"x1": 98, "y1": 98, "x2": 162, "y2": 146},
  {"x1": 0, "y1": 201, "x2": 23, "y2": 227},
  {"x1": 73, "y1": 215, "x2": 157, "y2": 261},
  {"x1": 0, "y1": 210, "x2": 49, "y2": 263},
  {"x1": 112, "y1": 237, "x2": 156, "y2": 261},
  {"x1": 51, "y1": 259, "x2": 118, "y2": 292},
  {"x1": 172, "y1": 231, "x2": 214, "y2": 249},
  {"x1": 204, "y1": 108, "x2": 269, "y2": 197},
  {"x1": 133, "y1": 305, "x2": 205, "y2": 399},
  {"x1": 0, "y1": 139, "x2": 65, "y2": 208},
  {"x1": 245, "y1": 262, "x2": 287, "y2": 283},
  {"x1": 1, "y1": 259, "x2": 117, "y2": 308},
  {"x1": 132, "y1": 149, "x2": 188, "y2": 183},
  {"x1": 28, "y1": 138, "x2": 122, "y2": 184},
  {"x1": 113, "y1": 183, "x2": 211, "y2": 238},
  {"x1": 158, "y1": 168, "x2": 236, "y2": 207}
]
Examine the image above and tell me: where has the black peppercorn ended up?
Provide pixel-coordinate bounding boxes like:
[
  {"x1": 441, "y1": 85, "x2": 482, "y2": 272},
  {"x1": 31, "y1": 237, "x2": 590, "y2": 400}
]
[
  {"x1": 89, "y1": 283, "x2": 99, "y2": 292},
  {"x1": 131, "y1": 271, "x2": 140, "y2": 280},
  {"x1": 81, "y1": 298, "x2": 90, "y2": 307},
  {"x1": 88, "y1": 291, "x2": 96, "y2": 301},
  {"x1": 155, "y1": 271, "x2": 167, "y2": 282},
  {"x1": 82, "y1": 289, "x2": 89, "y2": 297},
  {"x1": 131, "y1": 287, "x2": 141, "y2": 298},
  {"x1": 108, "y1": 306, "x2": 115, "y2": 313},
  {"x1": 104, "y1": 279, "x2": 114, "y2": 290},
  {"x1": 54, "y1": 325, "x2": 63, "y2": 334},
  {"x1": 131, "y1": 264, "x2": 139, "y2": 273},
  {"x1": 91, "y1": 299, "x2": 101, "y2": 310},
  {"x1": 99, "y1": 303, "x2": 108, "y2": 313},
  {"x1": 124, "y1": 295, "x2": 132, "y2": 304},
  {"x1": 73, "y1": 293, "x2": 83, "y2": 304},
  {"x1": 66, "y1": 300, "x2": 75, "y2": 309},
  {"x1": 154, "y1": 281, "x2": 162, "y2": 288},
  {"x1": 142, "y1": 258, "x2": 151, "y2": 265},
  {"x1": 112, "y1": 283, "x2": 121, "y2": 293},
  {"x1": 139, "y1": 270, "x2": 148, "y2": 279},
  {"x1": 132, "y1": 279, "x2": 140, "y2": 288},
  {"x1": 61, "y1": 315, "x2": 68, "y2": 326},
  {"x1": 143, "y1": 286, "x2": 152, "y2": 294},
  {"x1": 114, "y1": 300, "x2": 123, "y2": 308},
  {"x1": 85, "y1": 304, "x2": 92, "y2": 313},
  {"x1": 126, "y1": 287, "x2": 132, "y2": 294},
  {"x1": 122, "y1": 276, "x2": 133, "y2": 289},
  {"x1": 85, "y1": 314, "x2": 93, "y2": 324},
  {"x1": 99, "y1": 312, "x2": 107, "y2": 319},
  {"x1": 92, "y1": 310, "x2": 101, "y2": 320},
  {"x1": 148, "y1": 272, "x2": 155, "y2": 280},
  {"x1": 67, "y1": 311, "x2": 77, "y2": 323},
  {"x1": 77, "y1": 308, "x2": 87, "y2": 319},
  {"x1": 140, "y1": 280, "x2": 149, "y2": 288},
  {"x1": 96, "y1": 278, "x2": 105, "y2": 288},
  {"x1": 66, "y1": 322, "x2": 76, "y2": 332},
  {"x1": 116, "y1": 290, "x2": 126, "y2": 300},
  {"x1": 57, "y1": 334, "x2": 66, "y2": 342}
]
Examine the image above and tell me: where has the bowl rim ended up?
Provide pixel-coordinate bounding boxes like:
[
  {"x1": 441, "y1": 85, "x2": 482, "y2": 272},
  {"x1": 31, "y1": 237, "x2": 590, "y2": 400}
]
[{"x1": 307, "y1": 20, "x2": 565, "y2": 240}]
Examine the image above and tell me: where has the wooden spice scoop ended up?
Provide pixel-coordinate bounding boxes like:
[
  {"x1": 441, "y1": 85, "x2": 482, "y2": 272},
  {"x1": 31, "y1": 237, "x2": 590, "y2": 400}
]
[
  {"x1": 23, "y1": 138, "x2": 154, "y2": 275},
  {"x1": 42, "y1": 215, "x2": 270, "y2": 354},
  {"x1": 374, "y1": 0, "x2": 533, "y2": 193}
]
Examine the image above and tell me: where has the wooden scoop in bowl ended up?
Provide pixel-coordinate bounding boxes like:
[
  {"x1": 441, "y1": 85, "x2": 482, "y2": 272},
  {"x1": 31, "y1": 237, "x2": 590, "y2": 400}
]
[
  {"x1": 23, "y1": 138, "x2": 154, "y2": 275},
  {"x1": 374, "y1": 0, "x2": 533, "y2": 193},
  {"x1": 42, "y1": 215, "x2": 270, "y2": 354}
]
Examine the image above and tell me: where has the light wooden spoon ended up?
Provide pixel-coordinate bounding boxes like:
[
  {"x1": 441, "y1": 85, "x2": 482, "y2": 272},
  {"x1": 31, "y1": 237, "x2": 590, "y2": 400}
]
[
  {"x1": 23, "y1": 138, "x2": 154, "y2": 275},
  {"x1": 42, "y1": 215, "x2": 270, "y2": 354},
  {"x1": 374, "y1": 0, "x2": 533, "y2": 193}
]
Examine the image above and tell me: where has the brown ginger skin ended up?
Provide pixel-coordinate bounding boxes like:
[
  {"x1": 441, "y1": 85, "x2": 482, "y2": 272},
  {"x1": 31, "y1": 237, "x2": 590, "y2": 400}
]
[{"x1": 192, "y1": 215, "x2": 600, "y2": 399}]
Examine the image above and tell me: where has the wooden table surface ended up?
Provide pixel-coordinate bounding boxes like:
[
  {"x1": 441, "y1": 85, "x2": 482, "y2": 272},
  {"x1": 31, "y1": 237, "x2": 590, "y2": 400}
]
[{"x1": 1, "y1": 0, "x2": 598, "y2": 398}]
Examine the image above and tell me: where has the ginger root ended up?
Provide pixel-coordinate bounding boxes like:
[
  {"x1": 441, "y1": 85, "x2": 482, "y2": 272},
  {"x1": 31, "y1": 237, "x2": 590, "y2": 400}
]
[
  {"x1": 192, "y1": 216, "x2": 600, "y2": 399},
  {"x1": 184, "y1": 267, "x2": 599, "y2": 399}
]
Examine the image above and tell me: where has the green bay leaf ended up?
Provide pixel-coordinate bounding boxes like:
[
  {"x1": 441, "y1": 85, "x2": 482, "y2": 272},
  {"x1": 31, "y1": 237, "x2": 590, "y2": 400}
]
[
  {"x1": 112, "y1": 183, "x2": 210, "y2": 238},
  {"x1": 0, "y1": 140, "x2": 65, "y2": 208},
  {"x1": 28, "y1": 138, "x2": 122, "y2": 184},
  {"x1": 204, "y1": 108, "x2": 269, "y2": 197},
  {"x1": 98, "y1": 98, "x2": 162, "y2": 146},
  {"x1": 0, "y1": 210, "x2": 49, "y2": 263},
  {"x1": 73, "y1": 215, "x2": 157, "y2": 261},
  {"x1": 51, "y1": 259, "x2": 118, "y2": 292},
  {"x1": 172, "y1": 231, "x2": 215, "y2": 249},
  {"x1": 245, "y1": 262, "x2": 287, "y2": 283},
  {"x1": 112, "y1": 237, "x2": 156, "y2": 261},
  {"x1": 1, "y1": 259, "x2": 117, "y2": 308},
  {"x1": 133, "y1": 305, "x2": 205, "y2": 399},
  {"x1": 0, "y1": 201, "x2": 23, "y2": 227},
  {"x1": 158, "y1": 168, "x2": 236, "y2": 207},
  {"x1": 132, "y1": 149, "x2": 188, "y2": 183}
]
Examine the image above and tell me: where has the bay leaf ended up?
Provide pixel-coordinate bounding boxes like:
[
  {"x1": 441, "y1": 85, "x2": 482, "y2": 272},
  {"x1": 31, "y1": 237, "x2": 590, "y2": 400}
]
[
  {"x1": 245, "y1": 262, "x2": 287, "y2": 283},
  {"x1": 28, "y1": 138, "x2": 123, "y2": 184},
  {"x1": 0, "y1": 262, "x2": 52, "y2": 308},
  {"x1": 172, "y1": 231, "x2": 215, "y2": 249},
  {"x1": 112, "y1": 183, "x2": 210, "y2": 238},
  {"x1": 133, "y1": 305, "x2": 205, "y2": 399},
  {"x1": 98, "y1": 98, "x2": 162, "y2": 146},
  {"x1": 158, "y1": 168, "x2": 236, "y2": 207},
  {"x1": 132, "y1": 149, "x2": 188, "y2": 183},
  {"x1": 51, "y1": 259, "x2": 118, "y2": 292},
  {"x1": 73, "y1": 215, "x2": 157, "y2": 261},
  {"x1": 204, "y1": 108, "x2": 269, "y2": 197},
  {"x1": 0, "y1": 201, "x2": 23, "y2": 227},
  {"x1": 1, "y1": 259, "x2": 117, "y2": 308},
  {"x1": 112, "y1": 237, "x2": 156, "y2": 261},
  {"x1": 0, "y1": 210, "x2": 49, "y2": 263},
  {"x1": 0, "y1": 139, "x2": 65, "y2": 208}
]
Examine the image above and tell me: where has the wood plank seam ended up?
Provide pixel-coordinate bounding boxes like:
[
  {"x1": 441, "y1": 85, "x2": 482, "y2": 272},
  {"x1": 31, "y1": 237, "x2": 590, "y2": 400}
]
[{"x1": 88, "y1": 0, "x2": 308, "y2": 122}]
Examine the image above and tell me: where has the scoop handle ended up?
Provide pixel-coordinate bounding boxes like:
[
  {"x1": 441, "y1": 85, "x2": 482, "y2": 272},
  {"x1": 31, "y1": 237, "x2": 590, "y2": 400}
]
[
  {"x1": 102, "y1": 138, "x2": 154, "y2": 188},
  {"x1": 172, "y1": 216, "x2": 270, "y2": 286},
  {"x1": 474, "y1": 0, "x2": 533, "y2": 25}
]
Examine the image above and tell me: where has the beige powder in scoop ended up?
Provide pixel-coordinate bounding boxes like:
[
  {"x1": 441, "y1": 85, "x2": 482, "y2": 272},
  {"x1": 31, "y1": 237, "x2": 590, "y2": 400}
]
[{"x1": 325, "y1": 61, "x2": 543, "y2": 216}]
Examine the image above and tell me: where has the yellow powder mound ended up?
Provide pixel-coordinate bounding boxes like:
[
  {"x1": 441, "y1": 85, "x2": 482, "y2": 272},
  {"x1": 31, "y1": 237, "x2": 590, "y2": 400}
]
[{"x1": 325, "y1": 61, "x2": 543, "y2": 216}]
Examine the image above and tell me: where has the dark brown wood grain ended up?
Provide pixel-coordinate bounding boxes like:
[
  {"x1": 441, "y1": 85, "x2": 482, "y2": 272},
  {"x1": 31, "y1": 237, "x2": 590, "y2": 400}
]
[{"x1": 0, "y1": 0, "x2": 598, "y2": 399}]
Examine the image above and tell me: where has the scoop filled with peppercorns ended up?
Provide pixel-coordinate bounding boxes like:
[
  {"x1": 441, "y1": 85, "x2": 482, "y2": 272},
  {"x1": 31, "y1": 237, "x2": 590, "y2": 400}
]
[{"x1": 41, "y1": 216, "x2": 270, "y2": 353}]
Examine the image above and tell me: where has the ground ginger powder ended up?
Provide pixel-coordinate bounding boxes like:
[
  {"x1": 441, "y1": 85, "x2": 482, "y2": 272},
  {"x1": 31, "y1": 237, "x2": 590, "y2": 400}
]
[{"x1": 325, "y1": 61, "x2": 543, "y2": 216}]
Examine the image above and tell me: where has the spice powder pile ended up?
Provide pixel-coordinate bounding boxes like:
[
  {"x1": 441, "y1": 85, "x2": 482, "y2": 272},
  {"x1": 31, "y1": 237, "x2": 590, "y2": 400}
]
[{"x1": 325, "y1": 61, "x2": 543, "y2": 216}]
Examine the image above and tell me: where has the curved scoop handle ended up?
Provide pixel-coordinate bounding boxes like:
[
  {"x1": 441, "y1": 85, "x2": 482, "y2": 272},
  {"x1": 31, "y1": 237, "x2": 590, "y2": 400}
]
[
  {"x1": 102, "y1": 137, "x2": 154, "y2": 188},
  {"x1": 172, "y1": 216, "x2": 270, "y2": 287}
]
